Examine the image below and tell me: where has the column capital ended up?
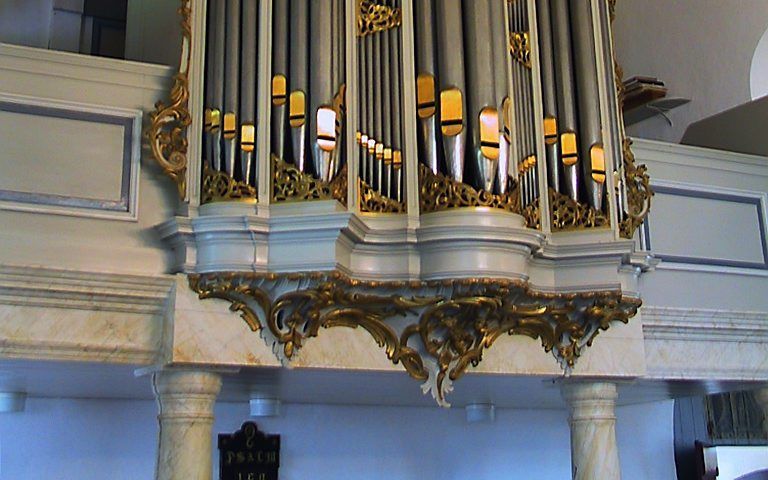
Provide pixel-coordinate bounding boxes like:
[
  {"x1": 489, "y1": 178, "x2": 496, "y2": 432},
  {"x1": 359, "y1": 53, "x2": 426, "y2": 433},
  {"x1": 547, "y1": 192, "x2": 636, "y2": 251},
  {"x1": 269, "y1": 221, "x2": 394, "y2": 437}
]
[{"x1": 153, "y1": 369, "x2": 223, "y2": 397}]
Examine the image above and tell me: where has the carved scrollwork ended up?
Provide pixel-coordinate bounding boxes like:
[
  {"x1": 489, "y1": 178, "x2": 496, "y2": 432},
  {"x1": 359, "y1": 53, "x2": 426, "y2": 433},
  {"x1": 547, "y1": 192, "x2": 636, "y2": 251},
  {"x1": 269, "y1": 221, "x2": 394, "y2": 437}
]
[
  {"x1": 359, "y1": 179, "x2": 406, "y2": 213},
  {"x1": 509, "y1": 31, "x2": 532, "y2": 69},
  {"x1": 357, "y1": 0, "x2": 402, "y2": 37},
  {"x1": 522, "y1": 200, "x2": 541, "y2": 230},
  {"x1": 189, "y1": 271, "x2": 640, "y2": 406},
  {"x1": 201, "y1": 166, "x2": 257, "y2": 204},
  {"x1": 145, "y1": 0, "x2": 191, "y2": 199},
  {"x1": 619, "y1": 139, "x2": 653, "y2": 239},
  {"x1": 418, "y1": 165, "x2": 521, "y2": 215},
  {"x1": 271, "y1": 156, "x2": 347, "y2": 206},
  {"x1": 549, "y1": 188, "x2": 610, "y2": 231}
]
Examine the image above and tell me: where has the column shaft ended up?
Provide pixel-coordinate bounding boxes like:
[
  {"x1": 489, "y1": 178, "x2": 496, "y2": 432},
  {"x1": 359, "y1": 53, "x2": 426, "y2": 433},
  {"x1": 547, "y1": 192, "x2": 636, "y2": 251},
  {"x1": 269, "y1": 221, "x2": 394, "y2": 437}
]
[
  {"x1": 562, "y1": 382, "x2": 621, "y2": 480},
  {"x1": 154, "y1": 370, "x2": 223, "y2": 480}
]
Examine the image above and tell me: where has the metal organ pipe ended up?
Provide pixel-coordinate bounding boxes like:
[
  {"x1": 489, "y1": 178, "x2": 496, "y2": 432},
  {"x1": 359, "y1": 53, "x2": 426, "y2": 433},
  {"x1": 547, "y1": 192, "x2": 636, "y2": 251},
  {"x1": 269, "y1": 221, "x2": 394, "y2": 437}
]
[
  {"x1": 240, "y1": 0, "x2": 257, "y2": 185},
  {"x1": 223, "y1": 0, "x2": 241, "y2": 178},
  {"x1": 536, "y1": 0, "x2": 560, "y2": 195},
  {"x1": 491, "y1": 0, "x2": 510, "y2": 195},
  {"x1": 413, "y1": 0, "x2": 438, "y2": 176},
  {"x1": 550, "y1": 0, "x2": 579, "y2": 202},
  {"x1": 271, "y1": 0, "x2": 289, "y2": 161},
  {"x1": 289, "y1": 0, "x2": 308, "y2": 172},
  {"x1": 204, "y1": 0, "x2": 225, "y2": 172},
  {"x1": 390, "y1": 0, "x2": 403, "y2": 202},
  {"x1": 570, "y1": 0, "x2": 605, "y2": 211},
  {"x1": 310, "y1": 0, "x2": 334, "y2": 182},
  {"x1": 436, "y1": 0, "x2": 466, "y2": 183},
  {"x1": 464, "y1": 0, "x2": 499, "y2": 193}
]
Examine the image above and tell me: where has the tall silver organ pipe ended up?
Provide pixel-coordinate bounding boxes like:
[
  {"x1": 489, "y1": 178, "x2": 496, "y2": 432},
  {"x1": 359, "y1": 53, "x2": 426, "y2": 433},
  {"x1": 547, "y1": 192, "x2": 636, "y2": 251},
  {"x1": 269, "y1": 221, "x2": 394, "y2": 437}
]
[
  {"x1": 309, "y1": 0, "x2": 335, "y2": 182},
  {"x1": 435, "y1": 0, "x2": 466, "y2": 183},
  {"x1": 289, "y1": 0, "x2": 309, "y2": 172},
  {"x1": 357, "y1": 0, "x2": 405, "y2": 205},
  {"x1": 535, "y1": 0, "x2": 560, "y2": 194},
  {"x1": 464, "y1": 0, "x2": 499, "y2": 193},
  {"x1": 202, "y1": 0, "x2": 259, "y2": 189},
  {"x1": 491, "y1": 0, "x2": 510, "y2": 195},
  {"x1": 570, "y1": 0, "x2": 605, "y2": 211},
  {"x1": 223, "y1": 0, "x2": 241, "y2": 178},
  {"x1": 550, "y1": 0, "x2": 579, "y2": 202},
  {"x1": 271, "y1": 0, "x2": 289, "y2": 161},
  {"x1": 413, "y1": 0, "x2": 438, "y2": 175}
]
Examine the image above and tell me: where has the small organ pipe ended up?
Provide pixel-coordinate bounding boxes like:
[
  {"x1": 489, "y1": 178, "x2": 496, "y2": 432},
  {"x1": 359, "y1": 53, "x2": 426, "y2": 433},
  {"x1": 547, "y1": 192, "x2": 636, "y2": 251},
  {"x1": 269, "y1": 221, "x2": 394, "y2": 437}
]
[
  {"x1": 536, "y1": 0, "x2": 561, "y2": 193},
  {"x1": 491, "y1": 0, "x2": 510, "y2": 194},
  {"x1": 413, "y1": 0, "x2": 438, "y2": 175},
  {"x1": 310, "y1": 0, "x2": 334, "y2": 182},
  {"x1": 271, "y1": 0, "x2": 289, "y2": 160},
  {"x1": 289, "y1": 0, "x2": 309, "y2": 171},
  {"x1": 240, "y1": 0, "x2": 257, "y2": 184},
  {"x1": 223, "y1": 0, "x2": 240, "y2": 177}
]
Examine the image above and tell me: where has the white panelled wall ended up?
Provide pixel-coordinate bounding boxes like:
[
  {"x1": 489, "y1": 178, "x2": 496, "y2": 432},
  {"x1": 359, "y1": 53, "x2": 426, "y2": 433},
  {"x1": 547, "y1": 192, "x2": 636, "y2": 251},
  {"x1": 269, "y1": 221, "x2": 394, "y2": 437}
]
[{"x1": 0, "y1": 397, "x2": 676, "y2": 480}]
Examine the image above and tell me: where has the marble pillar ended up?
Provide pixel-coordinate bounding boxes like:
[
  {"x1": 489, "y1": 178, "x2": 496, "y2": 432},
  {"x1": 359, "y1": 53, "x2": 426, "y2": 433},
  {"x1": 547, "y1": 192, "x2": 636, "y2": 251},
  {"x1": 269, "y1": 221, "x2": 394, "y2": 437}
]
[
  {"x1": 153, "y1": 369, "x2": 223, "y2": 480},
  {"x1": 754, "y1": 386, "x2": 768, "y2": 437},
  {"x1": 562, "y1": 381, "x2": 621, "y2": 480}
]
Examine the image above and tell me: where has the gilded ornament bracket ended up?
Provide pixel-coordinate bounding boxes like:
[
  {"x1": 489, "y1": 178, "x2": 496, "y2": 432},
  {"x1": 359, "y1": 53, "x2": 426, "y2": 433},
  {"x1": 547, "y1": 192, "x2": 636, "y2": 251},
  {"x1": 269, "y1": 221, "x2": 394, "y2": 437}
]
[
  {"x1": 357, "y1": 0, "x2": 402, "y2": 37},
  {"x1": 549, "y1": 188, "x2": 610, "y2": 231},
  {"x1": 359, "y1": 179, "x2": 406, "y2": 213},
  {"x1": 201, "y1": 166, "x2": 257, "y2": 204},
  {"x1": 189, "y1": 271, "x2": 640, "y2": 406},
  {"x1": 271, "y1": 156, "x2": 348, "y2": 206},
  {"x1": 418, "y1": 164, "x2": 521, "y2": 215},
  {"x1": 146, "y1": 0, "x2": 192, "y2": 199}
]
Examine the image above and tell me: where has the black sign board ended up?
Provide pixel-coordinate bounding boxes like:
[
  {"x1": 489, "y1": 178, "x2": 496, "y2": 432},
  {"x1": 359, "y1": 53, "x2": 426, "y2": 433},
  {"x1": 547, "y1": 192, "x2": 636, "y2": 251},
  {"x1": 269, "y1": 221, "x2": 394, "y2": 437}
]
[{"x1": 219, "y1": 422, "x2": 280, "y2": 480}]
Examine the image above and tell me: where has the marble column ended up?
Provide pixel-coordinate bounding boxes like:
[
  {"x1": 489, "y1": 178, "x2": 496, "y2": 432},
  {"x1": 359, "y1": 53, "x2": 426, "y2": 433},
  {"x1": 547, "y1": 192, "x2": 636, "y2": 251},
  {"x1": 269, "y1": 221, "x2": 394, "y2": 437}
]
[
  {"x1": 561, "y1": 382, "x2": 621, "y2": 480},
  {"x1": 754, "y1": 386, "x2": 768, "y2": 436},
  {"x1": 153, "y1": 370, "x2": 223, "y2": 480}
]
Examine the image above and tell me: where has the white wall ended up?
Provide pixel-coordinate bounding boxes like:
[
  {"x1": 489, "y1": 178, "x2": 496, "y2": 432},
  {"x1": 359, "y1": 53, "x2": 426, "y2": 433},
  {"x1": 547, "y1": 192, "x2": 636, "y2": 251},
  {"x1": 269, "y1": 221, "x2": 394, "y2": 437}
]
[
  {"x1": 0, "y1": 0, "x2": 54, "y2": 49},
  {"x1": 614, "y1": 0, "x2": 768, "y2": 143},
  {"x1": 0, "y1": 397, "x2": 677, "y2": 480}
]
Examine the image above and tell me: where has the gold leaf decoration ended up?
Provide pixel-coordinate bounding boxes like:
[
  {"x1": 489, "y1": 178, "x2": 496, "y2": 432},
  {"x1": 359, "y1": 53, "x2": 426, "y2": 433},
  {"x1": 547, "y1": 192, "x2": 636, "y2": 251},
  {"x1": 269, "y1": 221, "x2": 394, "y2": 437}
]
[
  {"x1": 271, "y1": 155, "x2": 347, "y2": 206},
  {"x1": 359, "y1": 179, "x2": 406, "y2": 213},
  {"x1": 418, "y1": 164, "x2": 521, "y2": 214},
  {"x1": 523, "y1": 200, "x2": 541, "y2": 230},
  {"x1": 201, "y1": 166, "x2": 257, "y2": 204},
  {"x1": 145, "y1": 0, "x2": 192, "y2": 198},
  {"x1": 619, "y1": 139, "x2": 653, "y2": 239},
  {"x1": 189, "y1": 271, "x2": 640, "y2": 406},
  {"x1": 357, "y1": 0, "x2": 402, "y2": 37},
  {"x1": 509, "y1": 31, "x2": 532, "y2": 69},
  {"x1": 549, "y1": 188, "x2": 610, "y2": 231}
]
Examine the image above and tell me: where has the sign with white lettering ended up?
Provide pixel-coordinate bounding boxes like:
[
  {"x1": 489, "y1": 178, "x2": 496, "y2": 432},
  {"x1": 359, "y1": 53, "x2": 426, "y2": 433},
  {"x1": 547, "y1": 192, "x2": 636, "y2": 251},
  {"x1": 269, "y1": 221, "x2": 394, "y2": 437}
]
[{"x1": 218, "y1": 422, "x2": 280, "y2": 480}]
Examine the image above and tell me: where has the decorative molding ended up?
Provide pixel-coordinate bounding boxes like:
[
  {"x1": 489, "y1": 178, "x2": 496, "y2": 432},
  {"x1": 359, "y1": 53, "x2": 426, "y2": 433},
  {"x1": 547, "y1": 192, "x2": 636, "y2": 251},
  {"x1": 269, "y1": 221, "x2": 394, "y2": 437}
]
[
  {"x1": 418, "y1": 164, "x2": 521, "y2": 215},
  {"x1": 642, "y1": 306, "x2": 768, "y2": 343},
  {"x1": 357, "y1": 0, "x2": 402, "y2": 37},
  {"x1": 549, "y1": 188, "x2": 610, "y2": 231},
  {"x1": 271, "y1": 156, "x2": 347, "y2": 206},
  {"x1": 359, "y1": 179, "x2": 405, "y2": 213},
  {"x1": 201, "y1": 166, "x2": 257, "y2": 204},
  {"x1": 0, "y1": 93, "x2": 142, "y2": 221},
  {"x1": 642, "y1": 182, "x2": 768, "y2": 270},
  {"x1": 189, "y1": 270, "x2": 640, "y2": 406},
  {"x1": 145, "y1": 0, "x2": 192, "y2": 199},
  {"x1": 0, "y1": 265, "x2": 174, "y2": 315}
]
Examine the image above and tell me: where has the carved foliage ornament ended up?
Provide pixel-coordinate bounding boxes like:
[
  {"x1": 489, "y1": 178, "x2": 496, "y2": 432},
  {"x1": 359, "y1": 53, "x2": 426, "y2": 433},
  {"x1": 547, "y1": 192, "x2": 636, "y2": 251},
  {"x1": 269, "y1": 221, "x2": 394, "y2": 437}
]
[
  {"x1": 271, "y1": 156, "x2": 347, "y2": 206},
  {"x1": 359, "y1": 179, "x2": 406, "y2": 213},
  {"x1": 201, "y1": 166, "x2": 257, "y2": 204},
  {"x1": 357, "y1": 0, "x2": 402, "y2": 37},
  {"x1": 418, "y1": 164, "x2": 521, "y2": 215},
  {"x1": 509, "y1": 31, "x2": 532, "y2": 69},
  {"x1": 549, "y1": 188, "x2": 610, "y2": 231},
  {"x1": 189, "y1": 271, "x2": 640, "y2": 406},
  {"x1": 146, "y1": 0, "x2": 191, "y2": 199}
]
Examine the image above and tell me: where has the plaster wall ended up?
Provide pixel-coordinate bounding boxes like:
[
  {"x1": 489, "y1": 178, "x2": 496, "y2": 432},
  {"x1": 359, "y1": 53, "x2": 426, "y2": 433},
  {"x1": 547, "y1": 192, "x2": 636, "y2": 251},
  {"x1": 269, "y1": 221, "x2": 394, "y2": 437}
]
[
  {"x1": 613, "y1": 0, "x2": 768, "y2": 143},
  {"x1": 0, "y1": 397, "x2": 676, "y2": 480}
]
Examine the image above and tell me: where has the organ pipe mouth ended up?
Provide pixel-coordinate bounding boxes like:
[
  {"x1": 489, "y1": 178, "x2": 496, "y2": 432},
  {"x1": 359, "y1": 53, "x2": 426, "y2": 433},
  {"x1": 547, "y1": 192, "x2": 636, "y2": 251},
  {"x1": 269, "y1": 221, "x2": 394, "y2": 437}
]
[
  {"x1": 384, "y1": 148, "x2": 393, "y2": 164},
  {"x1": 289, "y1": 91, "x2": 306, "y2": 127},
  {"x1": 241, "y1": 123, "x2": 256, "y2": 153},
  {"x1": 544, "y1": 117, "x2": 558, "y2": 144},
  {"x1": 502, "y1": 97, "x2": 512, "y2": 143},
  {"x1": 417, "y1": 74, "x2": 436, "y2": 119},
  {"x1": 272, "y1": 75, "x2": 287, "y2": 106},
  {"x1": 393, "y1": 150, "x2": 402, "y2": 168},
  {"x1": 561, "y1": 132, "x2": 578, "y2": 166},
  {"x1": 223, "y1": 113, "x2": 237, "y2": 140},
  {"x1": 440, "y1": 88, "x2": 464, "y2": 136},
  {"x1": 205, "y1": 108, "x2": 221, "y2": 132},
  {"x1": 479, "y1": 107, "x2": 500, "y2": 160},
  {"x1": 361, "y1": 134, "x2": 369, "y2": 146},
  {"x1": 375, "y1": 142, "x2": 384, "y2": 160},
  {"x1": 316, "y1": 106, "x2": 337, "y2": 152},
  {"x1": 367, "y1": 138, "x2": 376, "y2": 154},
  {"x1": 590, "y1": 144, "x2": 606, "y2": 184}
]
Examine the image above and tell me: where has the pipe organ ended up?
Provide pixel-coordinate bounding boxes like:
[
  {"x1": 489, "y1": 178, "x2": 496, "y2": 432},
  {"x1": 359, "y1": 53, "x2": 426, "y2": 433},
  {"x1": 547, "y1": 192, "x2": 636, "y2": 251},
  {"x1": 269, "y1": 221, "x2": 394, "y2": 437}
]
[
  {"x1": 149, "y1": 0, "x2": 654, "y2": 407},
  {"x1": 172, "y1": 0, "x2": 653, "y2": 230}
]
